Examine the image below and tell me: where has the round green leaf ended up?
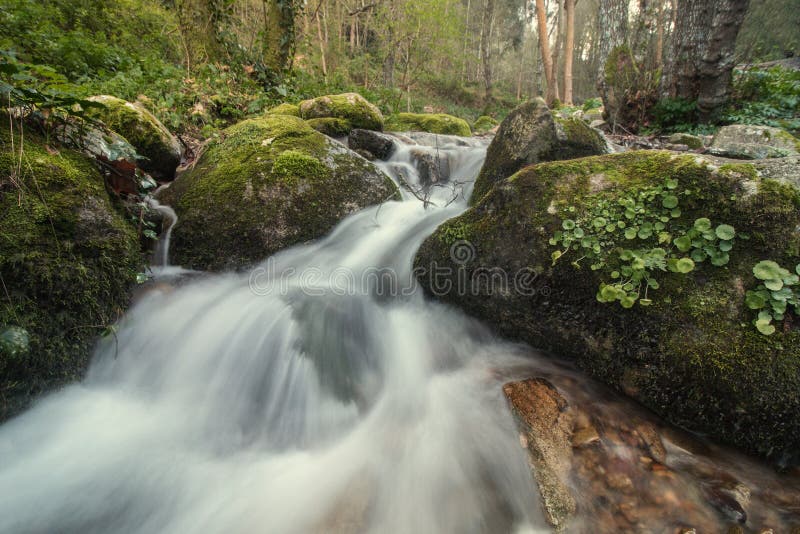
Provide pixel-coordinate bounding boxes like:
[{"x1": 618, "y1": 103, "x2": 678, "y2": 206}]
[
  {"x1": 676, "y1": 258, "x2": 695, "y2": 274},
  {"x1": 715, "y1": 224, "x2": 735, "y2": 240},
  {"x1": 690, "y1": 249, "x2": 707, "y2": 263},
  {"x1": 755, "y1": 318, "x2": 776, "y2": 336},
  {"x1": 719, "y1": 240, "x2": 733, "y2": 252},
  {"x1": 624, "y1": 228, "x2": 638, "y2": 240},
  {"x1": 562, "y1": 219, "x2": 576, "y2": 230},
  {"x1": 693, "y1": 218, "x2": 712, "y2": 232},
  {"x1": 573, "y1": 227, "x2": 585, "y2": 238},
  {"x1": 764, "y1": 278, "x2": 784, "y2": 291},
  {"x1": 673, "y1": 235, "x2": 692, "y2": 252},
  {"x1": 753, "y1": 260, "x2": 787, "y2": 281},
  {"x1": 710, "y1": 252, "x2": 730, "y2": 267},
  {"x1": 662, "y1": 195, "x2": 679, "y2": 209},
  {"x1": 745, "y1": 290, "x2": 767, "y2": 309}
]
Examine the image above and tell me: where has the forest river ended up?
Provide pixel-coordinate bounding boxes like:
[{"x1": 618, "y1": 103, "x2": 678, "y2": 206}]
[{"x1": 0, "y1": 134, "x2": 798, "y2": 533}]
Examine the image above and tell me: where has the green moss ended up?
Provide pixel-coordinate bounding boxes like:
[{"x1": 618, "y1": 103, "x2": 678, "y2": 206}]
[
  {"x1": 473, "y1": 115, "x2": 499, "y2": 134},
  {"x1": 271, "y1": 150, "x2": 330, "y2": 185},
  {"x1": 305, "y1": 117, "x2": 353, "y2": 137},
  {"x1": 164, "y1": 115, "x2": 398, "y2": 271},
  {"x1": 385, "y1": 113, "x2": 472, "y2": 137},
  {"x1": 417, "y1": 150, "x2": 800, "y2": 466},
  {"x1": 299, "y1": 93, "x2": 384, "y2": 131},
  {"x1": 266, "y1": 103, "x2": 301, "y2": 117},
  {"x1": 86, "y1": 95, "x2": 181, "y2": 179},
  {"x1": 0, "y1": 124, "x2": 140, "y2": 418}
]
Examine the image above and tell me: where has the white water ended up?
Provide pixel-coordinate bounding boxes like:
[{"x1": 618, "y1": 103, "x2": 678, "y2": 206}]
[
  {"x1": 0, "y1": 135, "x2": 549, "y2": 533},
  {"x1": 148, "y1": 194, "x2": 178, "y2": 267}
]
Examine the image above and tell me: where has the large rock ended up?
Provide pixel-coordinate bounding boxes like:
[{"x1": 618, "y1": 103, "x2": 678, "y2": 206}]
[
  {"x1": 471, "y1": 98, "x2": 609, "y2": 202},
  {"x1": 416, "y1": 151, "x2": 800, "y2": 466},
  {"x1": 385, "y1": 113, "x2": 472, "y2": 137},
  {"x1": 161, "y1": 115, "x2": 399, "y2": 271},
  {"x1": 0, "y1": 123, "x2": 141, "y2": 418},
  {"x1": 348, "y1": 129, "x2": 396, "y2": 161},
  {"x1": 86, "y1": 95, "x2": 182, "y2": 180},
  {"x1": 473, "y1": 115, "x2": 499, "y2": 135},
  {"x1": 709, "y1": 124, "x2": 800, "y2": 159},
  {"x1": 299, "y1": 93, "x2": 384, "y2": 132}
]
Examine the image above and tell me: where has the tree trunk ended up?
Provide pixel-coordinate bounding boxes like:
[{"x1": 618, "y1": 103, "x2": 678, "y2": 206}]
[
  {"x1": 461, "y1": 0, "x2": 472, "y2": 83},
  {"x1": 595, "y1": 0, "x2": 629, "y2": 105},
  {"x1": 535, "y1": 0, "x2": 556, "y2": 104},
  {"x1": 563, "y1": 0, "x2": 575, "y2": 105},
  {"x1": 655, "y1": 0, "x2": 666, "y2": 67},
  {"x1": 480, "y1": 0, "x2": 496, "y2": 103},
  {"x1": 664, "y1": 0, "x2": 750, "y2": 118}
]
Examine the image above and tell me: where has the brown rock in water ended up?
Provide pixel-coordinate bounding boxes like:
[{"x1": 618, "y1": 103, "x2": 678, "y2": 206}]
[
  {"x1": 503, "y1": 378, "x2": 576, "y2": 531},
  {"x1": 636, "y1": 422, "x2": 668, "y2": 463}
]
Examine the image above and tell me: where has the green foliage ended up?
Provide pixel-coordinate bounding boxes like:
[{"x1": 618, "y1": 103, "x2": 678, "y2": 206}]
[
  {"x1": 724, "y1": 67, "x2": 800, "y2": 135},
  {"x1": 581, "y1": 98, "x2": 602, "y2": 112},
  {"x1": 746, "y1": 260, "x2": 800, "y2": 335},
  {"x1": 550, "y1": 178, "x2": 739, "y2": 308},
  {"x1": 650, "y1": 98, "x2": 701, "y2": 133}
]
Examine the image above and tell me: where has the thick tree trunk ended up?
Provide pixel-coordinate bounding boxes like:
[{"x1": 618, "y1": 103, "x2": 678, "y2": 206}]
[
  {"x1": 655, "y1": 0, "x2": 666, "y2": 67},
  {"x1": 563, "y1": 0, "x2": 575, "y2": 105},
  {"x1": 664, "y1": 0, "x2": 750, "y2": 118},
  {"x1": 535, "y1": 0, "x2": 556, "y2": 104},
  {"x1": 595, "y1": 0, "x2": 629, "y2": 99},
  {"x1": 480, "y1": 0, "x2": 496, "y2": 103}
]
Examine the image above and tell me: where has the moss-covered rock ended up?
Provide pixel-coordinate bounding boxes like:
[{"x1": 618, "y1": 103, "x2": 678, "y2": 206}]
[
  {"x1": 473, "y1": 115, "x2": 499, "y2": 134},
  {"x1": 472, "y1": 99, "x2": 609, "y2": 203},
  {"x1": 415, "y1": 150, "x2": 800, "y2": 466},
  {"x1": 161, "y1": 115, "x2": 399, "y2": 271},
  {"x1": 668, "y1": 133, "x2": 705, "y2": 149},
  {"x1": 86, "y1": 95, "x2": 182, "y2": 180},
  {"x1": 0, "y1": 125, "x2": 141, "y2": 418},
  {"x1": 299, "y1": 93, "x2": 384, "y2": 131},
  {"x1": 266, "y1": 103, "x2": 301, "y2": 117},
  {"x1": 385, "y1": 112, "x2": 472, "y2": 137},
  {"x1": 710, "y1": 125, "x2": 800, "y2": 159},
  {"x1": 306, "y1": 117, "x2": 353, "y2": 137}
]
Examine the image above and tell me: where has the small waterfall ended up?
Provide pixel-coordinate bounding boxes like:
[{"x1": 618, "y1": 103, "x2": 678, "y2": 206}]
[{"x1": 147, "y1": 194, "x2": 177, "y2": 267}]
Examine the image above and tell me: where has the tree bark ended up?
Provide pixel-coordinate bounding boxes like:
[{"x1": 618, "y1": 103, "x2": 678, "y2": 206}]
[
  {"x1": 535, "y1": 0, "x2": 556, "y2": 104},
  {"x1": 664, "y1": 0, "x2": 750, "y2": 118},
  {"x1": 563, "y1": 0, "x2": 575, "y2": 105},
  {"x1": 655, "y1": 0, "x2": 665, "y2": 67},
  {"x1": 480, "y1": 0, "x2": 496, "y2": 103}
]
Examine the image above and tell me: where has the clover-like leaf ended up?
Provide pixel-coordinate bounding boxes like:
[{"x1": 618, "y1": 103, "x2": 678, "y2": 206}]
[{"x1": 755, "y1": 318, "x2": 776, "y2": 335}]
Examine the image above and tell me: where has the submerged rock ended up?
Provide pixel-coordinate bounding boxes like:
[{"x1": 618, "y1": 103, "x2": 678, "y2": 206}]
[
  {"x1": 299, "y1": 93, "x2": 384, "y2": 131},
  {"x1": 161, "y1": 115, "x2": 399, "y2": 271},
  {"x1": 504, "y1": 378, "x2": 576, "y2": 531},
  {"x1": 86, "y1": 95, "x2": 182, "y2": 180},
  {"x1": 709, "y1": 124, "x2": 800, "y2": 159},
  {"x1": 385, "y1": 113, "x2": 472, "y2": 137},
  {"x1": 417, "y1": 151, "x2": 800, "y2": 466},
  {"x1": 471, "y1": 98, "x2": 609, "y2": 202},
  {"x1": 0, "y1": 124, "x2": 141, "y2": 418}
]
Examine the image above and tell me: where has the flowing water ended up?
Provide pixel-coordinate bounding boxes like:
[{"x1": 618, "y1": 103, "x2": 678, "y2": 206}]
[{"x1": 1, "y1": 134, "x2": 798, "y2": 533}]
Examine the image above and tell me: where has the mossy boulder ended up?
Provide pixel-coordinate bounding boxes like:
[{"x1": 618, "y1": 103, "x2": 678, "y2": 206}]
[
  {"x1": 306, "y1": 117, "x2": 352, "y2": 138},
  {"x1": 415, "y1": 151, "x2": 800, "y2": 466},
  {"x1": 86, "y1": 95, "x2": 182, "y2": 180},
  {"x1": 473, "y1": 115, "x2": 499, "y2": 134},
  {"x1": 299, "y1": 93, "x2": 383, "y2": 131},
  {"x1": 472, "y1": 99, "x2": 609, "y2": 203},
  {"x1": 385, "y1": 112, "x2": 472, "y2": 137},
  {"x1": 710, "y1": 125, "x2": 800, "y2": 159},
  {"x1": 161, "y1": 115, "x2": 399, "y2": 271},
  {"x1": 668, "y1": 133, "x2": 705, "y2": 150},
  {"x1": 266, "y1": 103, "x2": 301, "y2": 117},
  {"x1": 0, "y1": 125, "x2": 141, "y2": 418}
]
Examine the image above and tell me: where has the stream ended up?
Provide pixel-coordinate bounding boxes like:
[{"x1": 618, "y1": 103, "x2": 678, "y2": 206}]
[{"x1": 0, "y1": 134, "x2": 798, "y2": 533}]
